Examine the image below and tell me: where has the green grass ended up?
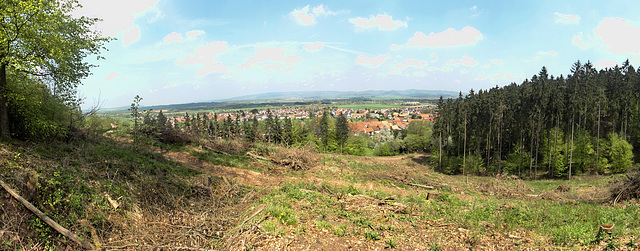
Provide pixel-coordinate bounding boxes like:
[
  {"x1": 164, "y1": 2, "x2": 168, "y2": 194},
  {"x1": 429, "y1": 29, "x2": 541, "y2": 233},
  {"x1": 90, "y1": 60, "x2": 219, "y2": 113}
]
[
  {"x1": 257, "y1": 176, "x2": 640, "y2": 248},
  {"x1": 1, "y1": 136, "x2": 206, "y2": 249},
  {"x1": 189, "y1": 149, "x2": 261, "y2": 172},
  {"x1": 419, "y1": 194, "x2": 640, "y2": 247}
]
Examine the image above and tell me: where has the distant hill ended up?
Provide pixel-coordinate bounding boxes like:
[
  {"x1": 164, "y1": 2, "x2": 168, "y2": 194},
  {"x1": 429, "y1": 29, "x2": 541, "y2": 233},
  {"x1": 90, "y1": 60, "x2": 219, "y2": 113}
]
[
  {"x1": 102, "y1": 89, "x2": 458, "y2": 113},
  {"x1": 222, "y1": 89, "x2": 458, "y2": 101}
]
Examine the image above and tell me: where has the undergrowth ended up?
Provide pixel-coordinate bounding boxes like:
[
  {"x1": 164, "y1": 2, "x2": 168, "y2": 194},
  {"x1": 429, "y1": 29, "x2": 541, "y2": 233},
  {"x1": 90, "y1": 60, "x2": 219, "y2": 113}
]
[{"x1": 0, "y1": 136, "x2": 200, "y2": 249}]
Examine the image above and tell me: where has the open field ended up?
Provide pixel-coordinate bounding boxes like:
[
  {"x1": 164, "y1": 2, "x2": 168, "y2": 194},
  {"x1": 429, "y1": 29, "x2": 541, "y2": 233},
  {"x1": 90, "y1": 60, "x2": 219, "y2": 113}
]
[{"x1": 1, "y1": 134, "x2": 639, "y2": 250}]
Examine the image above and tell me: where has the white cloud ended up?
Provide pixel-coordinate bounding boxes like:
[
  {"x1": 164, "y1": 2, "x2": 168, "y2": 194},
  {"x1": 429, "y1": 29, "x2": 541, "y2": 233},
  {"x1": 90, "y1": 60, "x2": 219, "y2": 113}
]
[
  {"x1": 427, "y1": 66, "x2": 453, "y2": 72},
  {"x1": 593, "y1": 59, "x2": 619, "y2": 69},
  {"x1": 407, "y1": 26, "x2": 483, "y2": 48},
  {"x1": 447, "y1": 55, "x2": 478, "y2": 66},
  {"x1": 186, "y1": 30, "x2": 205, "y2": 39},
  {"x1": 349, "y1": 14, "x2": 407, "y2": 31},
  {"x1": 161, "y1": 30, "x2": 205, "y2": 45},
  {"x1": 289, "y1": 5, "x2": 339, "y2": 26},
  {"x1": 163, "y1": 32, "x2": 183, "y2": 44},
  {"x1": 394, "y1": 59, "x2": 427, "y2": 70},
  {"x1": 571, "y1": 32, "x2": 589, "y2": 49},
  {"x1": 76, "y1": 0, "x2": 161, "y2": 44},
  {"x1": 105, "y1": 72, "x2": 119, "y2": 81},
  {"x1": 470, "y1": 5, "x2": 481, "y2": 17},
  {"x1": 491, "y1": 59, "x2": 503, "y2": 65},
  {"x1": 304, "y1": 42, "x2": 325, "y2": 51},
  {"x1": 532, "y1": 50, "x2": 557, "y2": 61},
  {"x1": 476, "y1": 72, "x2": 522, "y2": 82},
  {"x1": 355, "y1": 54, "x2": 390, "y2": 68},
  {"x1": 237, "y1": 48, "x2": 301, "y2": 70},
  {"x1": 554, "y1": 12, "x2": 581, "y2": 24},
  {"x1": 176, "y1": 41, "x2": 229, "y2": 76},
  {"x1": 122, "y1": 26, "x2": 141, "y2": 45},
  {"x1": 390, "y1": 58, "x2": 427, "y2": 75},
  {"x1": 593, "y1": 17, "x2": 640, "y2": 55}
]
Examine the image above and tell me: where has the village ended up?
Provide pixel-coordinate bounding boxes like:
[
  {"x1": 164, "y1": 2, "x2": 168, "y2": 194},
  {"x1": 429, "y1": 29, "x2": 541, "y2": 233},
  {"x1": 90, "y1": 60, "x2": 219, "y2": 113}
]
[{"x1": 169, "y1": 105, "x2": 436, "y2": 136}]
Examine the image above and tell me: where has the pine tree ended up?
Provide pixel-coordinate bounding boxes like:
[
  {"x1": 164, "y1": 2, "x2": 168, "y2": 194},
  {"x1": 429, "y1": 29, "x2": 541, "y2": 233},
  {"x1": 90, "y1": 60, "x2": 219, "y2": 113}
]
[{"x1": 335, "y1": 113, "x2": 350, "y2": 154}]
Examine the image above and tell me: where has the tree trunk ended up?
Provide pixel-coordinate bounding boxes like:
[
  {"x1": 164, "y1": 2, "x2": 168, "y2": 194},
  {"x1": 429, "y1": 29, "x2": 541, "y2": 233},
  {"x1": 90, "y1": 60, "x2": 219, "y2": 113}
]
[
  {"x1": 552, "y1": 113, "x2": 559, "y2": 178},
  {"x1": 547, "y1": 124, "x2": 552, "y2": 176},
  {"x1": 487, "y1": 114, "x2": 492, "y2": 173},
  {"x1": 0, "y1": 179, "x2": 95, "y2": 249},
  {"x1": 595, "y1": 102, "x2": 601, "y2": 175},
  {"x1": 529, "y1": 122, "x2": 535, "y2": 179},
  {"x1": 0, "y1": 63, "x2": 10, "y2": 138},
  {"x1": 439, "y1": 131, "x2": 442, "y2": 171},
  {"x1": 534, "y1": 110, "x2": 542, "y2": 180},
  {"x1": 463, "y1": 115, "x2": 467, "y2": 177},
  {"x1": 476, "y1": 141, "x2": 481, "y2": 175},
  {"x1": 569, "y1": 113, "x2": 575, "y2": 180},
  {"x1": 497, "y1": 113, "x2": 502, "y2": 174},
  {"x1": 519, "y1": 130, "x2": 524, "y2": 177}
]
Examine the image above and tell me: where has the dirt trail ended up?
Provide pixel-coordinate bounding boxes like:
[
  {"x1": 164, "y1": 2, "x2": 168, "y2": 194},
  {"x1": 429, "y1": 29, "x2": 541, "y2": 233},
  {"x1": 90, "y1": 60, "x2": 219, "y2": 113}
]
[{"x1": 163, "y1": 148, "x2": 286, "y2": 189}]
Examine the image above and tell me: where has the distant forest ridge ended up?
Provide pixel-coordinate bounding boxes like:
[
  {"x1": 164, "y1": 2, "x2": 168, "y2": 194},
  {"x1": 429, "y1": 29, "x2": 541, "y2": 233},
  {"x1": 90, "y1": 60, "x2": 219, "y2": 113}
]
[
  {"x1": 104, "y1": 89, "x2": 458, "y2": 112},
  {"x1": 221, "y1": 89, "x2": 459, "y2": 101}
]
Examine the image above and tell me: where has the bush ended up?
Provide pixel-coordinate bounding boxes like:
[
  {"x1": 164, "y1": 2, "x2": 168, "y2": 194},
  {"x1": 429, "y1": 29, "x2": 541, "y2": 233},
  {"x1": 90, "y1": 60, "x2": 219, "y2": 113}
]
[
  {"x1": 605, "y1": 133, "x2": 633, "y2": 173},
  {"x1": 344, "y1": 135, "x2": 369, "y2": 156},
  {"x1": 6, "y1": 72, "x2": 78, "y2": 140}
]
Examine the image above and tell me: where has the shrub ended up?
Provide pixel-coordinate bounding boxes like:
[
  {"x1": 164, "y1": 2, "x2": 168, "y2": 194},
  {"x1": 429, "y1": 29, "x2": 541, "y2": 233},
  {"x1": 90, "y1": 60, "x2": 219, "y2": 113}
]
[
  {"x1": 6, "y1": 72, "x2": 78, "y2": 140},
  {"x1": 605, "y1": 133, "x2": 633, "y2": 173}
]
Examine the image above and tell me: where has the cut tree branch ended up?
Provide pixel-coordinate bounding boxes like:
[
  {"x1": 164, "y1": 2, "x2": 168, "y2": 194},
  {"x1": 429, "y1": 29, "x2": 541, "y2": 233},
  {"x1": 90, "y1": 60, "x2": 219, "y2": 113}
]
[{"x1": 0, "y1": 178, "x2": 95, "y2": 250}]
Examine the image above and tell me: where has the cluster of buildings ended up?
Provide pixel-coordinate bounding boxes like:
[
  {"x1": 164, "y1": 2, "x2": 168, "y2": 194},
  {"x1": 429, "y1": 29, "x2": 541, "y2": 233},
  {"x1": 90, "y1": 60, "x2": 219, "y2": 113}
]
[
  {"x1": 169, "y1": 105, "x2": 435, "y2": 135},
  {"x1": 349, "y1": 118, "x2": 428, "y2": 136}
]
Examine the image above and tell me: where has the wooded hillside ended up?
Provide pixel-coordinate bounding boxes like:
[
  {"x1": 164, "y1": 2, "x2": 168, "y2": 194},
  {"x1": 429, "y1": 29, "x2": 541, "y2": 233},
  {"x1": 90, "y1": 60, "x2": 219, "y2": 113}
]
[{"x1": 434, "y1": 60, "x2": 638, "y2": 178}]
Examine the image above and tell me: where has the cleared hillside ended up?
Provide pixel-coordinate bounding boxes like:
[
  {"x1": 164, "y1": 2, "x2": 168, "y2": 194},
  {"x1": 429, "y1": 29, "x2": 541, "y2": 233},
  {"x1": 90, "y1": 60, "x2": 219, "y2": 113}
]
[{"x1": 1, "y1": 134, "x2": 639, "y2": 250}]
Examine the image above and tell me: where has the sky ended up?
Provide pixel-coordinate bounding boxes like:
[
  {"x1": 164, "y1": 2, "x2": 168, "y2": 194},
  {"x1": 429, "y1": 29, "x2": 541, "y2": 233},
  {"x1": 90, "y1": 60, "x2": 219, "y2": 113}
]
[{"x1": 73, "y1": 0, "x2": 640, "y2": 109}]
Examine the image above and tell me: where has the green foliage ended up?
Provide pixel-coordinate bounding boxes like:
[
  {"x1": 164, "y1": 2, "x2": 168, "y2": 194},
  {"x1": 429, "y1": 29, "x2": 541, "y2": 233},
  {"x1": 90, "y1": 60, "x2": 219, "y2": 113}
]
[
  {"x1": 344, "y1": 135, "x2": 369, "y2": 155},
  {"x1": 385, "y1": 237, "x2": 397, "y2": 248},
  {"x1": 503, "y1": 143, "x2": 531, "y2": 176},
  {"x1": 364, "y1": 230, "x2": 380, "y2": 241},
  {"x1": 604, "y1": 133, "x2": 633, "y2": 173},
  {"x1": 267, "y1": 205, "x2": 298, "y2": 225},
  {"x1": 572, "y1": 129, "x2": 595, "y2": 175},
  {"x1": 540, "y1": 128, "x2": 568, "y2": 178},
  {"x1": 6, "y1": 72, "x2": 77, "y2": 140},
  {"x1": 403, "y1": 120, "x2": 433, "y2": 152},
  {"x1": 441, "y1": 156, "x2": 463, "y2": 175},
  {"x1": 428, "y1": 243, "x2": 443, "y2": 251},
  {"x1": 433, "y1": 60, "x2": 640, "y2": 179},
  {"x1": 335, "y1": 114, "x2": 350, "y2": 153},
  {"x1": 334, "y1": 224, "x2": 347, "y2": 237},
  {"x1": 0, "y1": 0, "x2": 110, "y2": 138},
  {"x1": 315, "y1": 220, "x2": 333, "y2": 230}
]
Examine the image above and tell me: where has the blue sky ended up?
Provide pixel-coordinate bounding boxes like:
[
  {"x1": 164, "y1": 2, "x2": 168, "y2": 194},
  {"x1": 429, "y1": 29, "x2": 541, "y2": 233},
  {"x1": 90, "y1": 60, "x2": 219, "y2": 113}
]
[{"x1": 74, "y1": 0, "x2": 640, "y2": 108}]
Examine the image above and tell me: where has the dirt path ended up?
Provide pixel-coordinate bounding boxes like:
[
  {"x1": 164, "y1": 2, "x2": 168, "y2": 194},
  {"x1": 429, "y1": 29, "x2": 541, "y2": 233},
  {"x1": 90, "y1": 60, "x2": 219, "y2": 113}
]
[{"x1": 163, "y1": 147, "x2": 287, "y2": 189}]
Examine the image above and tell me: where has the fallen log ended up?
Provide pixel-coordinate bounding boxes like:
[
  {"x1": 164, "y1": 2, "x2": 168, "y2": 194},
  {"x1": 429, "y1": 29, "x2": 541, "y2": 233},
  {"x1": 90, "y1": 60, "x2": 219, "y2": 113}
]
[
  {"x1": 408, "y1": 183, "x2": 435, "y2": 189},
  {"x1": 246, "y1": 151, "x2": 268, "y2": 161},
  {"x1": 202, "y1": 145, "x2": 230, "y2": 156},
  {"x1": 0, "y1": 179, "x2": 94, "y2": 250}
]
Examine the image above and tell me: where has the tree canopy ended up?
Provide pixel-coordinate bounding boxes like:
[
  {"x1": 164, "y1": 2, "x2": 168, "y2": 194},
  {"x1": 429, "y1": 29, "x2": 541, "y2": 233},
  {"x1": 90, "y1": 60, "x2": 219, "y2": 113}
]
[
  {"x1": 0, "y1": 0, "x2": 109, "y2": 138},
  {"x1": 434, "y1": 60, "x2": 638, "y2": 178}
]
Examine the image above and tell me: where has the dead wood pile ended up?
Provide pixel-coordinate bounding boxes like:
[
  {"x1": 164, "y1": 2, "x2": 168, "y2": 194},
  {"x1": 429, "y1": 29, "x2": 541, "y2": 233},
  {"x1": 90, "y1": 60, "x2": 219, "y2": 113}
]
[
  {"x1": 202, "y1": 139, "x2": 252, "y2": 155},
  {"x1": 478, "y1": 179, "x2": 533, "y2": 198},
  {"x1": 610, "y1": 173, "x2": 640, "y2": 204},
  {"x1": 247, "y1": 145, "x2": 318, "y2": 171}
]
